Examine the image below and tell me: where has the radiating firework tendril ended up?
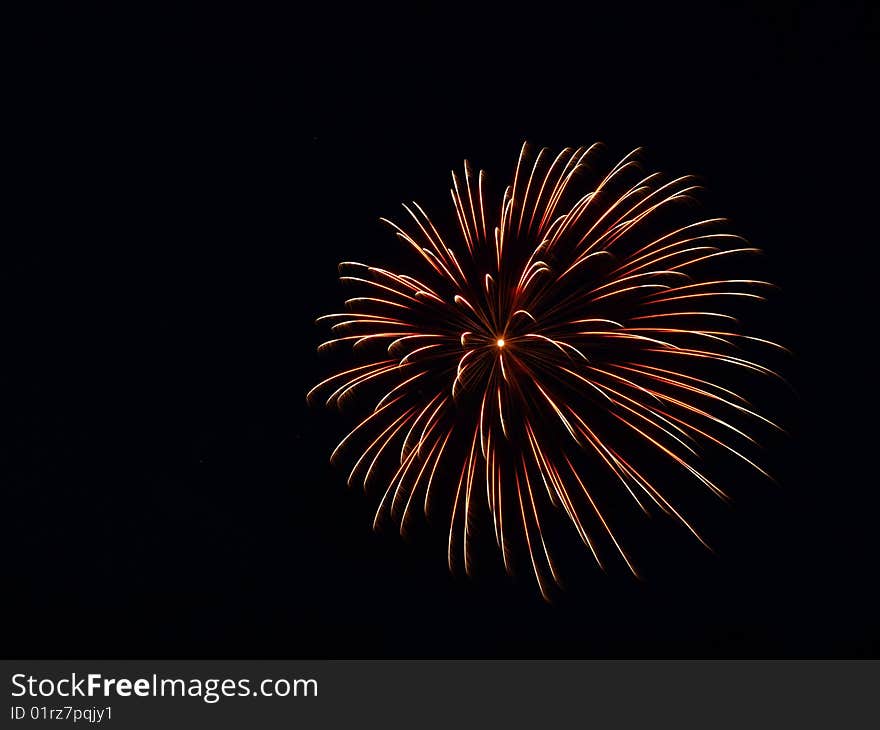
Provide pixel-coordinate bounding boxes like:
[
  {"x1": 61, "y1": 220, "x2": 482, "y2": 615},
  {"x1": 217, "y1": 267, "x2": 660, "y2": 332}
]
[{"x1": 309, "y1": 143, "x2": 785, "y2": 599}]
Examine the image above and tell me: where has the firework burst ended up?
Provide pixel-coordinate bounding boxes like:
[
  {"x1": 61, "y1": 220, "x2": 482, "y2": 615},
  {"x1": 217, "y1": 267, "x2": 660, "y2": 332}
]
[{"x1": 309, "y1": 142, "x2": 784, "y2": 598}]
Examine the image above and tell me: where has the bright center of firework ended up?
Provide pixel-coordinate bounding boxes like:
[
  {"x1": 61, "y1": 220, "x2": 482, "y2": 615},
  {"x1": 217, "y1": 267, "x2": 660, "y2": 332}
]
[{"x1": 496, "y1": 338, "x2": 505, "y2": 348}]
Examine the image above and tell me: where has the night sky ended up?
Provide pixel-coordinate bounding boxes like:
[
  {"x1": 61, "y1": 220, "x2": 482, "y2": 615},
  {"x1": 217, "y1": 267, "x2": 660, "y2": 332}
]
[{"x1": 5, "y1": 2, "x2": 878, "y2": 657}]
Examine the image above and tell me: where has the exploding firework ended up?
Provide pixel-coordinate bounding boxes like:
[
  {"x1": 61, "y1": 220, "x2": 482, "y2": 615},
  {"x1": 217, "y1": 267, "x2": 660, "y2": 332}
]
[{"x1": 309, "y1": 143, "x2": 784, "y2": 598}]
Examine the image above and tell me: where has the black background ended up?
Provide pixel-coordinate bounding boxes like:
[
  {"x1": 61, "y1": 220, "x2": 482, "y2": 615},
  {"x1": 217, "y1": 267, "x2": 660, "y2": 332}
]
[{"x1": 5, "y1": 2, "x2": 878, "y2": 657}]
